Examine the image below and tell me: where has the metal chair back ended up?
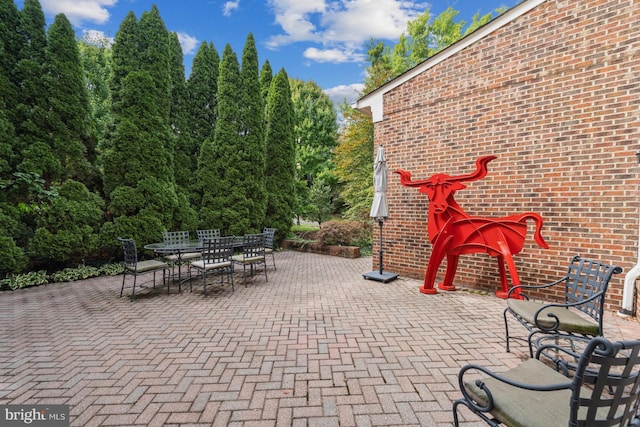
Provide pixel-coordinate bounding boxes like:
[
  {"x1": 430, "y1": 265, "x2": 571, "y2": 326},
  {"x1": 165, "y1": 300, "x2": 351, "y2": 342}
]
[
  {"x1": 263, "y1": 228, "x2": 276, "y2": 249},
  {"x1": 564, "y1": 256, "x2": 621, "y2": 328},
  {"x1": 162, "y1": 230, "x2": 190, "y2": 246},
  {"x1": 118, "y1": 237, "x2": 139, "y2": 269},
  {"x1": 196, "y1": 229, "x2": 221, "y2": 242},
  {"x1": 242, "y1": 233, "x2": 265, "y2": 259},
  {"x1": 201, "y1": 236, "x2": 235, "y2": 265}
]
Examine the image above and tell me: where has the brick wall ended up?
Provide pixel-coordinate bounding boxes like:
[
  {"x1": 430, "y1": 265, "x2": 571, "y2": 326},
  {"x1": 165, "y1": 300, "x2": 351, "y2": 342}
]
[{"x1": 372, "y1": 0, "x2": 640, "y2": 313}]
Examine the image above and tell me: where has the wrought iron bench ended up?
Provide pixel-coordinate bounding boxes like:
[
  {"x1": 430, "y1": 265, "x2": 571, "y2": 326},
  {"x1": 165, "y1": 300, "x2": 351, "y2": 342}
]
[{"x1": 503, "y1": 255, "x2": 623, "y2": 357}]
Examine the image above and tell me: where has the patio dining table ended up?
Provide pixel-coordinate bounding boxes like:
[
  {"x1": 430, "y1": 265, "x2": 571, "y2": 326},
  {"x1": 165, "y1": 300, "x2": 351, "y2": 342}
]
[
  {"x1": 144, "y1": 237, "x2": 245, "y2": 290},
  {"x1": 144, "y1": 240, "x2": 203, "y2": 290}
]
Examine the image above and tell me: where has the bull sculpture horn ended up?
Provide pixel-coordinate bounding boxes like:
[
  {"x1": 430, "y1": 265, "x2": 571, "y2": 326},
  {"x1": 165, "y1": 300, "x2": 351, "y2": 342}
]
[
  {"x1": 394, "y1": 155, "x2": 497, "y2": 186},
  {"x1": 447, "y1": 155, "x2": 497, "y2": 183}
]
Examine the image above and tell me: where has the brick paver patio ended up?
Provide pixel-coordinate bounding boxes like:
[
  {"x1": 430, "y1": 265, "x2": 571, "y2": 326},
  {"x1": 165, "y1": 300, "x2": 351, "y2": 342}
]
[{"x1": 1, "y1": 250, "x2": 638, "y2": 426}]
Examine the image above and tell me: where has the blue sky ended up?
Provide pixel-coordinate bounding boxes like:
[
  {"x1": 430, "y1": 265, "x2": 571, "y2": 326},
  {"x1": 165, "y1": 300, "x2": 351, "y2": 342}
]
[{"x1": 26, "y1": 0, "x2": 520, "y2": 105}]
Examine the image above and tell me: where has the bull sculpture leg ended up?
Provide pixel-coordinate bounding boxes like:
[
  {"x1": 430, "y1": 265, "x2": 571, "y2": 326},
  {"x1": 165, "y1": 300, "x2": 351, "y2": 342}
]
[
  {"x1": 438, "y1": 254, "x2": 459, "y2": 291},
  {"x1": 495, "y1": 240, "x2": 522, "y2": 299},
  {"x1": 420, "y1": 233, "x2": 455, "y2": 294}
]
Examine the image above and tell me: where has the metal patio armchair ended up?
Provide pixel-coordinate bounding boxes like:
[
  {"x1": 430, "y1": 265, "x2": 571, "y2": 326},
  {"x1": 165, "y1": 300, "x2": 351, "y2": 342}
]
[
  {"x1": 453, "y1": 336, "x2": 640, "y2": 427},
  {"x1": 118, "y1": 237, "x2": 170, "y2": 301},
  {"x1": 504, "y1": 255, "x2": 623, "y2": 357}
]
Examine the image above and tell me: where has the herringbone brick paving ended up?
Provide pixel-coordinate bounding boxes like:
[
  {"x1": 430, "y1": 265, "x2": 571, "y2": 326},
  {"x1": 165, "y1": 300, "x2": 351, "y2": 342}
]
[{"x1": 1, "y1": 250, "x2": 638, "y2": 426}]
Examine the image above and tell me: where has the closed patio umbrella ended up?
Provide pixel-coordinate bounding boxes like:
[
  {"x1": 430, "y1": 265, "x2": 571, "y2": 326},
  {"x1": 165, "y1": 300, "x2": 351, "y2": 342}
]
[{"x1": 363, "y1": 145, "x2": 398, "y2": 283}]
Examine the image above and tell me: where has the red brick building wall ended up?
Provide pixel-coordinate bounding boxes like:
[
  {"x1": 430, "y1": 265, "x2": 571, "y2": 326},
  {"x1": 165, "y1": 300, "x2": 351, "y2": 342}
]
[{"x1": 360, "y1": 0, "x2": 640, "y2": 313}]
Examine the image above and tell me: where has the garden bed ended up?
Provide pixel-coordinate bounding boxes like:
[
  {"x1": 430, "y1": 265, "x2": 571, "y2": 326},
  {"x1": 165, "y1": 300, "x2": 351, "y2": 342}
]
[{"x1": 281, "y1": 240, "x2": 360, "y2": 259}]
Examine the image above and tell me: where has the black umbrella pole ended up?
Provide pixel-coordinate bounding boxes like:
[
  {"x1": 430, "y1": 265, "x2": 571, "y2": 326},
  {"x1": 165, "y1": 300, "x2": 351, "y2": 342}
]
[{"x1": 378, "y1": 220, "x2": 384, "y2": 274}]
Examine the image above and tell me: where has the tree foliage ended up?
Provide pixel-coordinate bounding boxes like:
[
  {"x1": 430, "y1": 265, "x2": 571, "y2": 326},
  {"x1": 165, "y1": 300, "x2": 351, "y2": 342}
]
[{"x1": 264, "y1": 68, "x2": 295, "y2": 242}]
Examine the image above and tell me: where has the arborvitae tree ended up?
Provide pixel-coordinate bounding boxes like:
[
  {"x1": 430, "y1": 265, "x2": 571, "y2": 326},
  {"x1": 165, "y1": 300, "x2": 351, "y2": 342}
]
[
  {"x1": 104, "y1": 71, "x2": 177, "y2": 245},
  {"x1": 264, "y1": 68, "x2": 295, "y2": 242},
  {"x1": 109, "y1": 11, "x2": 137, "y2": 115},
  {"x1": 186, "y1": 41, "x2": 219, "y2": 203},
  {"x1": 197, "y1": 43, "x2": 244, "y2": 233},
  {"x1": 239, "y1": 33, "x2": 266, "y2": 232},
  {"x1": 136, "y1": 5, "x2": 171, "y2": 123},
  {"x1": 43, "y1": 13, "x2": 96, "y2": 184},
  {"x1": 259, "y1": 60, "x2": 272, "y2": 102},
  {"x1": 0, "y1": 0, "x2": 23, "y2": 126},
  {"x1": 105, "y1": 6, "x2": 178, "y2": 244},
  {"x1": 187, "y1": 42, "x2": 219, "y2": 145},
  {"x1": 168, "y1": 31, "x2": 197, "y2": 231},
  {"x1": 14, "y1": 0, "x2": 52, "y2": 184}
]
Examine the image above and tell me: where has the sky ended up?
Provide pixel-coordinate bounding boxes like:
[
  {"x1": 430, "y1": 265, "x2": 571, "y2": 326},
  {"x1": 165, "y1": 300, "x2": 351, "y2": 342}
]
[{"x1": 23, "y1": 0, "x2": 520, "y2": 106}]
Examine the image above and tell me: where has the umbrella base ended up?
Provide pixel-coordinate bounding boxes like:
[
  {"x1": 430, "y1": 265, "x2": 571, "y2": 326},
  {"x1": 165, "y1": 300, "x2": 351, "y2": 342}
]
[{"x1": 362, "y1": 270, "x2": 399, "y2": 283}]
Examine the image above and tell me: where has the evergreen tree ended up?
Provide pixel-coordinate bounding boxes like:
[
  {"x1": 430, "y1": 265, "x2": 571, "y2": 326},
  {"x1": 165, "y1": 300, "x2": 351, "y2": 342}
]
[
  {"x1": 104, "y1": 71, "x2": 176, "y2": 245},
  {"x1": 14, "y1": 0, "x2": 52, "y2": 184},
  {"x1": 0, "y1": 0, "x2": 23, "y2": 128},
  {"x1": 259, "y1": 60, "x2": 272, "y2": 102},
  {"x1": 137, "y1": 5, "x2": 171, "y2": 123},
  {"x1": 264, "y1": 68, "x2": 295, "y2": 241},
  {"x1": 43, "y1": 13, "x2": 96, "y2": 184},
  {"x1": 239, "y1": 33, "x2": 266, "y2": 232},
  {"x1": 168, "y1": 31, "x2": 197, "y2": 231},
  {"x1": 109, "y1": 11, "x2": 137, "y2": 115},
  {"x1": 104, "y1": 5, "x2": 178, "y2": 244},
  {"x1": 186, "y1": 41, "x2": 219, "y2": 201},
  {"x1": 197, "y1": 43, "x2": 244, "y2": 233}
]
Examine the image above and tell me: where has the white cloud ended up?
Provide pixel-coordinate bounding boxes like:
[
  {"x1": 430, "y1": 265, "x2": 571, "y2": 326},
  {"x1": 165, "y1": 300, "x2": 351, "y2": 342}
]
[
  {"x1": 40, "y1": 0, "x2": 117, "y2": 26},
  {"x1": 223, "y1": 0, "x2": 240, "y2": 17},
  {"x1": 324, "y1": 83, "x2": 365, "y2": 106},
  {"x1": 176, "y1": 32, "x2": 199, "y2": 55},
  {"x1": 266, "y1": 0, "x2": 428, "y2": 64},
  {"x1": 82, "y1": 29, "x2": 114, "y2": 47},
  {"x1": 303, "y1": 47, "x2": 364, "y2": 64}
]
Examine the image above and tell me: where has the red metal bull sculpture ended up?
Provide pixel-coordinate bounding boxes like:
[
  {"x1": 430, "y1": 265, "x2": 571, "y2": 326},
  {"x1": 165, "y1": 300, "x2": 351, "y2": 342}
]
[{"x1": 395, "y1": 155, "x2": 548, "y2": 298}]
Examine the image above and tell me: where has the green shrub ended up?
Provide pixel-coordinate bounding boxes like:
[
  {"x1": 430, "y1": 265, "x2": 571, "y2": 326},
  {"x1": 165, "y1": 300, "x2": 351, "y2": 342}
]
[{"x1": 315, "y1": 220, "x2": 370, "y2": 246}]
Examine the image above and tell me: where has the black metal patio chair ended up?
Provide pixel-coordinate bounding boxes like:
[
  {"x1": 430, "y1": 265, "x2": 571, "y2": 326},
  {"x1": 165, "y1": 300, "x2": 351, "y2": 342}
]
[
  {"x1": 118, "y1": 237, "x2": 170, "y2": 301},
  {"x1": 232, "y1": 233, "x2": 268, "y2": 287},
  {"x1": 161, "y1": 230, "x2": 201, "y2": 289},
  {"x1": 263, "y1": 227, "x2": 277, "y2": 270},
  {"x1": 453, "y1": 336, "x2": 640, "y2": 426},
  {"x1": 189, "y1": 236, "x2": 235, "y2": 297},
  {"x1": 504, "y1": 255, "x2": 623, "y2": 357}
]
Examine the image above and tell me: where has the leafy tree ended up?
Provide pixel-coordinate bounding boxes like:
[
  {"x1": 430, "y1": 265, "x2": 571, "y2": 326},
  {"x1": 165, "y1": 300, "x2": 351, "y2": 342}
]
[
  {"x1": 307, "y1": 178, "x2": 333, "y2": 228},
  {"x1": 337, "y1": 6, "x2": 499, "y2": 224},
  {"x1": 290, "y1": 79, "x2": 338, "y2": 184},
  {"x1": 264, "y1": 68, "x2": 295, "y2": 242},
  {"x1": 334, "y1": 106, "x2": 374, "y2": 220},
  {"x1": 0, "y1": 0, "x2": 23, "y2": 129},
  {"x1": 239, "y1": 33, "x2": 266, "y2": 232},
  {"x1": 78, "y1": 34, "x2": 113, "y2": 157}
]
